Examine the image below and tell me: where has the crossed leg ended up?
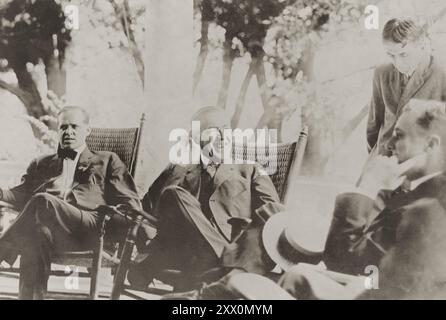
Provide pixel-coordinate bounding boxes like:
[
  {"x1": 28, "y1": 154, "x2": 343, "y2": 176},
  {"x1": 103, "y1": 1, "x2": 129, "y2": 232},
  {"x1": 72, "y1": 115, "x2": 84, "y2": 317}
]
[{"x1": 0, "y1": 193, "x2": 99, "y2": 299}]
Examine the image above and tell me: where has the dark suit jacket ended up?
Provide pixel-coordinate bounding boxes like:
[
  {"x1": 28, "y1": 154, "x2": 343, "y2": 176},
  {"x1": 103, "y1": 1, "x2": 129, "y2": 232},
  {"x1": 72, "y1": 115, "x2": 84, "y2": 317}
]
[
  {"x1": 367, "y1": 56, "x2": 446, "y2": 155},
  {"x1": 142, "y1": 162, "x2": 284, "y2": 273},
  {"x1": 142, "y1": 163, "x2": 282, "y2": 241},
  {"x1": 324, "y1": 174, "x2": 446, "y2": 298},
  {"x1": 2, "y1": 148, "x2": 141, "y2": 212}
]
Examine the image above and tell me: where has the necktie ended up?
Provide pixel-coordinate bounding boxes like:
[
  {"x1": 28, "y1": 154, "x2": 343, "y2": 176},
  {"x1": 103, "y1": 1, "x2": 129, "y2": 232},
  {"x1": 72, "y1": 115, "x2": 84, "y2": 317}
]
[
  {"x1": 199, "y1": 162, "x2": 218, "y2": 222},
  {"x1": 57, "y1": 146, "x2": 78, "y2": 160},
  {"x1": 400, "y1": 73, "x2": 410, "y2": 96}
]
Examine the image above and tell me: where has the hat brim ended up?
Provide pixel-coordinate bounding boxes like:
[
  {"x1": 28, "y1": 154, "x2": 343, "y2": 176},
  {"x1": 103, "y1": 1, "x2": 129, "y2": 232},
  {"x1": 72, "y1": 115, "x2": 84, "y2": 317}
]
[
  {"x1": 263, "y1": 212, "x2": 326, "y2": 272},
  {"x1": 262, "y1": 212, "x2": 295, "y2": 272}
]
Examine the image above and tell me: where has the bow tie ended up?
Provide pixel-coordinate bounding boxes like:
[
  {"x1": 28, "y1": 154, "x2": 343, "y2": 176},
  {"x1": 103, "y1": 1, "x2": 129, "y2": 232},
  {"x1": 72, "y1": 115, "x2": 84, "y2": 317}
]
[{"x1": 57, "y1": 146, "x2": 78, "y2": 160}]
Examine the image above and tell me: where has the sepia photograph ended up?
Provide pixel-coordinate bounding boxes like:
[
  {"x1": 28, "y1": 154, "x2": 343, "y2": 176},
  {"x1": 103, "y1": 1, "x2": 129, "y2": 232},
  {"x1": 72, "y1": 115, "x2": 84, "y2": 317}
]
[{"x1": 0, "y1": 0, "x2": 446, "y2": 305}]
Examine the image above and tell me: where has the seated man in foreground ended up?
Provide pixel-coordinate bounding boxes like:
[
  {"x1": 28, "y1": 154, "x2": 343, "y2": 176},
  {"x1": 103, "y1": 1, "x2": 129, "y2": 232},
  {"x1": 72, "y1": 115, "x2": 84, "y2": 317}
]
[
  {"x1": 128, "y1": 106, "x2": 284, "y2": 291},
  {"x1": 0, "y1": 106, "x2": 141, "y2": 299},
  {"x1": 245, "y1": 99, "x2": 446, "y2": 299}
]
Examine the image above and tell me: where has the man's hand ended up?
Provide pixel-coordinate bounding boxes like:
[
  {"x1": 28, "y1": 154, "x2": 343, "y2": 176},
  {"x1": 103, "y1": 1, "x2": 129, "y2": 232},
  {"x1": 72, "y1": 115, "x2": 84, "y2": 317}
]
[{"x1": 356, "y1": 155, "x2": 407, "y2": 199}]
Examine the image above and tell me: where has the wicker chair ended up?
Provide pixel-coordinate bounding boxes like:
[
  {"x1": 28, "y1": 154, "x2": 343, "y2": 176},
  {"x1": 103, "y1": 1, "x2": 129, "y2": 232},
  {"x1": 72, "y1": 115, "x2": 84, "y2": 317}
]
[
  {"x1": 232, "y1": 125, "x2": 309, "y2": 204},
  {"x1": 109, "y1": 126, "x2": 309, "y2": 299},
  {"x1": 0, "y1": 114, "x2": 146, "y2": 300}
]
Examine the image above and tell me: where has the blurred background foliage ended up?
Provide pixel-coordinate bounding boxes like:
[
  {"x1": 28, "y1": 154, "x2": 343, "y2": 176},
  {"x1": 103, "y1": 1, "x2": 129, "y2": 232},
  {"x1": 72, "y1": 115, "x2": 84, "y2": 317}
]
[
  {"x1": 192, "y1": 0, "x2": 446, "y2": 176},
  {"x1": 193, "y1": 0, "x2": 368, "y2": 174},
  {"x1": 0, "y1": 0, "x2": 145, "y2": 161},
  {"x1": 1, "y1": 0, "x2": 446, "y2": 180}
]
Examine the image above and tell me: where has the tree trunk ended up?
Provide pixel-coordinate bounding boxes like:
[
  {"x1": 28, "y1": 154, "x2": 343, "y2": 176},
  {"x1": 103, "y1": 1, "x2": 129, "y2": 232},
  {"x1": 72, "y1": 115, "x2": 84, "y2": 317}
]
[
  {"x1": 255, "y1": 52, "x2": 274, "y2": 129},
  {"x1": 193, "y1": 19, "x2": 209, "y2": 93},
  {"x1": 295, "y1": 39, "x2": 315, "y2": 81},
  {"x1": 11, "y1": 63, "x2": 45, "y2": 119},
  {"x1": 266, "y1": 111, "x2": 283, "y2": 143},
  {"x1": 300, "y1": 110, "x2": 326, "y2": 176},
  {"x1": 45, "y1": 54, "x2": 66, "y2": 98},
  {"x1": 294, "y1": 41, "x2": 326, "y2": 175},
  {"x1": 110, "y1": 0, "x2": 145, "y2": 87},
  {"x1": 216, "y1": 36, "x2": 235, "y2": 109},
  {"x1": 231, "y1": 57, "x2": 255, "y2": 128},
  {"x1": 123, "y1": 0, "x2": 145, "y2": 87}
]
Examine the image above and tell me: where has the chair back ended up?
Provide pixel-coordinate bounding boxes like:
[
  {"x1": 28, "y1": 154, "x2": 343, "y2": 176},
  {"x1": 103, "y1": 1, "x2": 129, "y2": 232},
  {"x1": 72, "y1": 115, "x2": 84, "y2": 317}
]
[
  {"x1": 86, "y1": 114, "x2": 146, "y2": 177},
  {"x1": 232, "y1": 126, "x2": 308, "y2": 204}
]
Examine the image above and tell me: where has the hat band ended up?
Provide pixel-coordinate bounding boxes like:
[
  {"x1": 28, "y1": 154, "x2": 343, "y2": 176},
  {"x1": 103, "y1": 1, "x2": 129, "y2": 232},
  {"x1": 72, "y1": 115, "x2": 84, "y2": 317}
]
[{"x1": 277, "y1": 231, "x2": 322, "y2": 266}]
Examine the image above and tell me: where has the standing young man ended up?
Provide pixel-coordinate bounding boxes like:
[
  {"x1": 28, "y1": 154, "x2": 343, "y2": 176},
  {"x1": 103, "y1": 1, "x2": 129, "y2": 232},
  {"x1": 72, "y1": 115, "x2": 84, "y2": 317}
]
[{"x1": 367, "y1": 17, "x2": 446, "y2": 156}]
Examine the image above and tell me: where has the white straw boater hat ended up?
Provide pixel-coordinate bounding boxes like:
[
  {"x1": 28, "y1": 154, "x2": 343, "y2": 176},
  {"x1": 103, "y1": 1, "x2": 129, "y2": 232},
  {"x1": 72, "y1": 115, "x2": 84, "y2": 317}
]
[{"x1": 262, "y1": 211, "x2": 329, "y2": 271}]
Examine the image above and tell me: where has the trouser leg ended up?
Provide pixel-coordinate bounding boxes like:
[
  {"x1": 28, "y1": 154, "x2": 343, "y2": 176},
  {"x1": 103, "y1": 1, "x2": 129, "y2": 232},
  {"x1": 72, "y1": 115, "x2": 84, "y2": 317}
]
[
  {"x1": 130, "y1": 186, "x2": 229, "y2": 287},
  {"x1": 156, "y1": 186, "x2": 228, "y2": 262},
  {"x1": 18, "y1": 226, "x2": 50, "y2": 300},
  {"x1": 2, "y1": 193, "x2": 99, "y2": 299}
]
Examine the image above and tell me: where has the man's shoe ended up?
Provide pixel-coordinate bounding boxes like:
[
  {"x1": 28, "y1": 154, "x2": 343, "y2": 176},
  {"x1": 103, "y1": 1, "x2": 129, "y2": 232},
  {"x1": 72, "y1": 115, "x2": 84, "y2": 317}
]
[
  {"x1": 0, "y1": 242, "x2": 18, "y2": 267},
  {"x1": 126, "y1": 260, "x2": 155, "y2": 291}
]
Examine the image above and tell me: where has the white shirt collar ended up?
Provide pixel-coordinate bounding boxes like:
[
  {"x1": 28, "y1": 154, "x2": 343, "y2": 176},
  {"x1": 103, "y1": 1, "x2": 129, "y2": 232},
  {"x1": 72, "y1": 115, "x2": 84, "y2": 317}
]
[
  {"x1": 72, "y1": 144, "x2": 86, "y2": 161},
  {"x1": 200, "y1": 151, "x2": 223, "y2": 170},
  {"x1": 409, "y1": 171, "x2": 442, "y2": 191},
  {"x1": 74, "y1": 144, "x2": 86, "y2": 154},
  {"x1": 200, "y1": 152, "x2": 213, "y2": 169}
]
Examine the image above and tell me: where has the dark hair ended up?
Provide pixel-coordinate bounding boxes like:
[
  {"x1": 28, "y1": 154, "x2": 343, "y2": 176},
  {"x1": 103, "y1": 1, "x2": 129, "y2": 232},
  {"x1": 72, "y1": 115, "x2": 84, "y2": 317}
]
[
  {"x1": 402, "y1": 99, "x2": 446, "y2": 151},
  {"x1": 382, "y1": 18, "x2": 426, "y2": 44},
  {"x1": 57, "y1": 106, "x2": 90, "y2": 124}
]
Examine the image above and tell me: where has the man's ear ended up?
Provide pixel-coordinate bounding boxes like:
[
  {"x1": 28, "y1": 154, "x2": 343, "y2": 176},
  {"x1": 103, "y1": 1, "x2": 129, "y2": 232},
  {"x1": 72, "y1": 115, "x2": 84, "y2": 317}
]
[
  {"x1": 427, "y1": 134, "x2": 441, "y2": 151},
  {"x1": 86, "y1": 126, "x2": 92, "y2": 136}
]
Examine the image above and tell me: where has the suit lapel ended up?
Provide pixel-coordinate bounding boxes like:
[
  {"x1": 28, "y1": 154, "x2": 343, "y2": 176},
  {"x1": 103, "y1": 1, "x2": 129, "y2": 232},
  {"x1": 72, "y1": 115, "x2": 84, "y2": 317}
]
[
  {"x1": 212, "y1": 164, "x2": 235, "y2": 192},
  {"x1": 182, "y1": 164, "x2": 201, "y2": 198},
  {"x1": 396, "y1": 56, "x2": 434, "y2": 117},
  {"x1": 32, "y1": 154, "x2": 63, "y2": 193},
  {"x1": 72, "y1": 148, "x2": 94, "y2": 189},
  {"x1": 181, "y1": 163, "x2": 236, "y2": 197},
  {"x1": 50, "y1": 153, "x2": 64, "y2": 175},
  {"x1": 368, "y1": 173, "x2": 446, "y2": 231}
]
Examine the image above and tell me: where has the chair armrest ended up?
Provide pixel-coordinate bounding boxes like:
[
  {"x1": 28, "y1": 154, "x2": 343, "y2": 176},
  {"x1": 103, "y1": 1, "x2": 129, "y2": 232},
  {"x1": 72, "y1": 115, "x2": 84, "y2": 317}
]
[
  {"x1": 96, "y1": 205, "x2": 157, "y2": 243},
  {"x1": 113, "y1": 204, "x2": 158, "y2": 226},
  {"x1": 95, "y1": 205, "x2": 121, "y2": 237},
  {"x1": 96, "y1": 205, "x2": 156, "y2": 225}
]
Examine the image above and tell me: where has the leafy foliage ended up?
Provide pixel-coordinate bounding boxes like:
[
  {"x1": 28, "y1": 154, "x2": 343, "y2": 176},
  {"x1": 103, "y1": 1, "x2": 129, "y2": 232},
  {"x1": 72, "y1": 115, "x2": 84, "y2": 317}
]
[
  {"x1": 0, "y1": 0, "x2": 71, "y2": 64},
  {"x1": 0, "y1": 0, "x2": 146, "y2": 158},
  {"x1": 197, "y1": 0, "x2": 289, "y2": 57},
  {"x1": 265, "y1": 0, "x2": 366, "y2": 80},
  {"x1": 194, "y1": 0, "x2": 367, "y2": 172},
  {"x1": 91, "y1": 0, "x2": 146, "y2": 50}
]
